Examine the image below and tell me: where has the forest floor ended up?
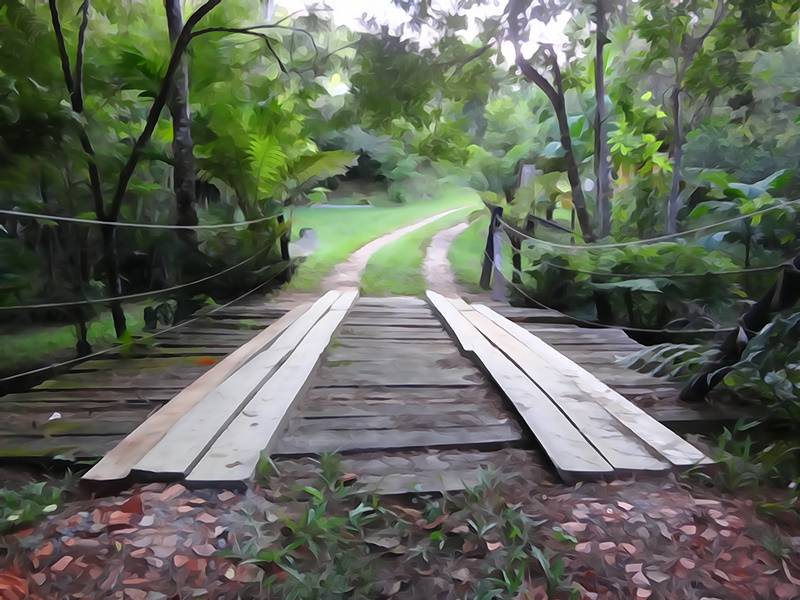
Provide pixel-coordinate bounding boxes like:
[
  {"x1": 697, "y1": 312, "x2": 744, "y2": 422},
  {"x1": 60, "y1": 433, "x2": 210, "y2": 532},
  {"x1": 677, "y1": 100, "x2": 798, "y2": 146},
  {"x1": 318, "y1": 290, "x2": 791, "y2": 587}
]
[{"x1": 1, "y1": 461, "x2": 799, "y2": 599}]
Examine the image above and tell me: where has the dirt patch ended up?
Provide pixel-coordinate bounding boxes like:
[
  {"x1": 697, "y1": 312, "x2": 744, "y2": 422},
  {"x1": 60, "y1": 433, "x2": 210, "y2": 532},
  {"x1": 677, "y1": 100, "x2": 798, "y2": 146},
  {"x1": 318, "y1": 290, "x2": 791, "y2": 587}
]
[{"x1": 423, "y1": 221, "x2": 469, "y2": 296}]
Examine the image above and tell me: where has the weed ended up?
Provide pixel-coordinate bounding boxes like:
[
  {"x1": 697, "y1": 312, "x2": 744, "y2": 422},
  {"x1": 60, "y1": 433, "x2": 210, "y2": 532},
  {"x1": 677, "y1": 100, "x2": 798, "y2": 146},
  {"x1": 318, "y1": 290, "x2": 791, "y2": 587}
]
[{"x1": 0, "y1": 481, "x2": 64, "y2": 534}]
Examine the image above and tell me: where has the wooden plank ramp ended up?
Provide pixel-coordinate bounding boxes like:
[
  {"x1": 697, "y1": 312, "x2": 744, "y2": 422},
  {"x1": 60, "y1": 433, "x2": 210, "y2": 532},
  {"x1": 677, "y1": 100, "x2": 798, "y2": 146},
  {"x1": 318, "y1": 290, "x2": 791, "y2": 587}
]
[
  {"x1": 427, "y1": 291, "x2": 711, "y2": 481},
  {"x1": 80, "y1": 288, "x2": 360, "y2": 487},
  {"x1": 0, "y1": 293, "x2": 315, "y2": 461}
]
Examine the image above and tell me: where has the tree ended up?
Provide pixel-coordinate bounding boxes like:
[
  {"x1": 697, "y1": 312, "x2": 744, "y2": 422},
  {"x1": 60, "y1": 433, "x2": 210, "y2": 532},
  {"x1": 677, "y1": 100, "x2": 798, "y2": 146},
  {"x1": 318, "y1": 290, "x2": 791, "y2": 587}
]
[
  {"x1": 506, "y1": 0, "x2": 596, "y2": 241},
  {"x1": 636, "y1": 0, "x2": 800, "y2": 233},
  {"x1": 164, "y1": 0, "x2": 199, "y2": 247}
]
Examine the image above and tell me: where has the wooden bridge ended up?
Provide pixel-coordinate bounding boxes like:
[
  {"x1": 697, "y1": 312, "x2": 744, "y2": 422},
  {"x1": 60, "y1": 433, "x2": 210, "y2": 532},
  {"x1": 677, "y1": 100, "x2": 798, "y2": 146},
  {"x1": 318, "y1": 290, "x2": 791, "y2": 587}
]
[{"x1": 0, "y1": 289, "x2": 728, "y2": 493}]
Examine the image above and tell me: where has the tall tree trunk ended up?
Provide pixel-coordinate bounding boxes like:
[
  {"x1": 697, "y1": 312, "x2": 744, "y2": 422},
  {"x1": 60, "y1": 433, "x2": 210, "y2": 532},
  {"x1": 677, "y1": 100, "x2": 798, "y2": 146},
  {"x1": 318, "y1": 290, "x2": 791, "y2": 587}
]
[
  {"x1": 553, "y1": 96, "x2": 595, "y2": 242},
  {"x1": 164, "y1": 0, "x2": 198, "y2": 245},
  {"x1": 593, "y1": 0, "x2": 612, "y2": 238},
  {"x1": 666, "y1": 83, "x2": 683, "y2": 234}
]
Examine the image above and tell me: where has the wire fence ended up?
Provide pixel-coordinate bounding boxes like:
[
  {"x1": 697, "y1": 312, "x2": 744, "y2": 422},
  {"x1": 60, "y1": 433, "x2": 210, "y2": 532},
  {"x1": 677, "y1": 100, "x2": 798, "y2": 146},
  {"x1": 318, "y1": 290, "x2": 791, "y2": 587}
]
[
  {"x1": 535, "y1": 260, "x2": 785, "y2": 280},
  {"x1": 0, "y1": 208, "x2": 283, "y2": 230},
  {"x1": 485, "y1": 237, "x2": 741, "y2": 336},
  {"x1": 0, "y1": 267, "x2": 284, "y2": 384},
  {"x1": 498, "y1": 199, "x2": 800, "y2": 250},
  {"x1": 0, "y1": 245, "x2": 277, "y2": 311}
]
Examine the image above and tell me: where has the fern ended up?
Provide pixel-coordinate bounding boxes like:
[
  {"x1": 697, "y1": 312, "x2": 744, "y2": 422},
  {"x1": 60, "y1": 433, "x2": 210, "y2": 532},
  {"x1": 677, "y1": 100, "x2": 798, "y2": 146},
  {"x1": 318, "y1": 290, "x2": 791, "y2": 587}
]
[
  {"x1": 619, "y1": 342, "x2": 719, "y2": 380},
  {"x1": 288, "y1": 150, "x2": 358, "y2": 191},
  {"x1": 248, "y1": 135, "x2": 287, "y2": 199}
]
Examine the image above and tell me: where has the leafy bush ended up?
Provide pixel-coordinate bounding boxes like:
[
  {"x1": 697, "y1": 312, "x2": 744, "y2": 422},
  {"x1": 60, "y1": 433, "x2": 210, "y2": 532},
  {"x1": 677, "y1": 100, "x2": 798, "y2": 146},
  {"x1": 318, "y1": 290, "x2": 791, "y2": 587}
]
[
  {"x1": 721, "y1": 312, "x2": 800, "y2": 424},
  {"x1": 0, "y1": 482, "x2": 63, "y2": 534}
]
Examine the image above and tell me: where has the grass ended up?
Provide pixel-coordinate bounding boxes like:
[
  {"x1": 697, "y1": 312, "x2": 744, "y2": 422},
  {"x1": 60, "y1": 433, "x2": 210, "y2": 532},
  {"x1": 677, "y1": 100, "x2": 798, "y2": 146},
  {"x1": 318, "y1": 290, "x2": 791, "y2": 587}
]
[
  {"x1": 0, "y1": 304, "x2": 146, "y2": 374},
  {"x1": 448, "y1": 215, "x2": 515, "y2": 293},
  {"x1": 288, "y1": 187, "x2": 480, "y2": 291},
  {"x1": 359, "y1": 205, "x2": 478, "y2": 296}
]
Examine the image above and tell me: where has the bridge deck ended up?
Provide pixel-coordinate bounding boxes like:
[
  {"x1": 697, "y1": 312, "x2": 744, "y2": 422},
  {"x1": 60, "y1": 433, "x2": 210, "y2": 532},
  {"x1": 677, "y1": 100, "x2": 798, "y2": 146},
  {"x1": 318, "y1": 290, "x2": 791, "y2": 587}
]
[{"x1": 0, "y1": 293, "x2": 734, "y2": 489}]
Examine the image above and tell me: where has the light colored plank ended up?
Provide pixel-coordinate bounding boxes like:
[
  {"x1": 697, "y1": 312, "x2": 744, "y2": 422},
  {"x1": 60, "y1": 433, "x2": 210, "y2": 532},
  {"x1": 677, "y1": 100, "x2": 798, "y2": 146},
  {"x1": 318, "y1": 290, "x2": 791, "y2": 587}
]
[
  {"x1": 185, "y1": 289, "x2": 359, "y2": 485},
  {"x1": 132, "y1": 291, "x2": 341, "y2": 478},
  {"x1": 81, "y1": 302, "x2": 312, "y2": 483},
  {"x1": 426, "y1": 291, "x2": 613, "y2": 481},
  {"x1": 460, "y1": 308, "x2": 670, "y2": 472},
  {"x1": 472, "y1": 304, "x2": 711, "y2": 467}
]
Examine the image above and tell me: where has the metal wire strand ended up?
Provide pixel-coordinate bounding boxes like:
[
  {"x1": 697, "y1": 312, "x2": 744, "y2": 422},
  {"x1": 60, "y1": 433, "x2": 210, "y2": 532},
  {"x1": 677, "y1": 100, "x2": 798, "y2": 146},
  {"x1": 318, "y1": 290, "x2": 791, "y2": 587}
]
[
  {"x1": 485, "y1": 240, "x2": 739, "y2": 335},
  {"x1": 0, "y1": 246, "x2": 277, "y2": 311},
  {"x1": 0, "y1": 269, "x2": 284, "y2": 383},
  {"x1": 0, "y1": 208, "x2": 282, "y2": 230},
  {"x1": 498, "y1": 200, "x2": 800, "y2": 250}
]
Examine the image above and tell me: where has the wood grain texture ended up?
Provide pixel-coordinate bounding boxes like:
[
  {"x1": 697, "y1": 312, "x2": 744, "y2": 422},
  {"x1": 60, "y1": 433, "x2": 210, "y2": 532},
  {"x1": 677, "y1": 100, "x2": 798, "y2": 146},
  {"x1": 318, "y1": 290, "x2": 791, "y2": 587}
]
[
  {"x1": 186, "y1": 289, "x2": 359, "y2": 486},
  {"x1": 460, "y1": 308, "x2": 670, "y2": 472},
  {"x1": 131, "y1": 291, "x2": 340, "y2": 478},
  {"x1": 472, "y1": 304, "x2": 712, "y2": 467},
  {"x1": 82, "y1": 302, "x2": 313, "y2": 483},
  {"x1": 426, "y1": 291, "x2": 613, "y2": 481}
]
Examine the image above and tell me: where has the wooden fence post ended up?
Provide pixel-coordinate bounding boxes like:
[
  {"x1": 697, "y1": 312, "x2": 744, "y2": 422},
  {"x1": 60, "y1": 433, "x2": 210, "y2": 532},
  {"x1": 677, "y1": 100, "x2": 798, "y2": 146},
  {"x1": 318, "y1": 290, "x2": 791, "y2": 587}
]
[{"x1": 480, "y1": 206, "x2": 503, "y2": 290}]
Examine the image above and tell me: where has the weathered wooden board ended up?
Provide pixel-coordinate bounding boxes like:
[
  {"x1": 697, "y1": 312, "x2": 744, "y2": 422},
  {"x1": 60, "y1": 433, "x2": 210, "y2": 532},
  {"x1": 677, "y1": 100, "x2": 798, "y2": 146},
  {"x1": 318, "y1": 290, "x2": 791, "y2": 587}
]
[
  {"x1": 132, "y1": 292, "x2": 341, "y2": 479},
  {"x1": 337, "y1": 326, "x2": 450, "y2": 340},
  {"x1": 426, "y1": 291, "x2": 613, "y2": 481},
  {"x1": 185, "y1": 291, "x2": 359, "y2": 485},
  {"x1": 273, "y1": 424, "x2": 523, "y2": 456},
  {"x1": 460, "y1": 308, "x2": 670, "y2": 472},
  {"x1": 81, "y1": 302, "x2": 314, "y2": 483},
  {"x1": 315, "y1": 358, "x2": 482, "y2": 387},
  {"x1": 473, "y1": 304, "x2": 712, "y2": 467}
]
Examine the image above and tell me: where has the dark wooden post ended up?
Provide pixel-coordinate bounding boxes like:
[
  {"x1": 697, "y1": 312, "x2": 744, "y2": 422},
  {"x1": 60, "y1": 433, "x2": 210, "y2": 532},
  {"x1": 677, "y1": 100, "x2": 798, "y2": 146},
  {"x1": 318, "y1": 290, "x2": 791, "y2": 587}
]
[{"x1": 480, "y1": 206, "x2": 503, "y2": 290}]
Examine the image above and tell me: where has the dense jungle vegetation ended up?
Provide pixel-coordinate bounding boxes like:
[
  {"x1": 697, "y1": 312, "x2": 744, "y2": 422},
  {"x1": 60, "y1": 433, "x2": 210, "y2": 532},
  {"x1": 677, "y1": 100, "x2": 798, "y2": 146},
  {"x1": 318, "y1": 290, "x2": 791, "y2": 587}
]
[{"x1": 1, "y1": 0, "x2": 799, "y2": 425}]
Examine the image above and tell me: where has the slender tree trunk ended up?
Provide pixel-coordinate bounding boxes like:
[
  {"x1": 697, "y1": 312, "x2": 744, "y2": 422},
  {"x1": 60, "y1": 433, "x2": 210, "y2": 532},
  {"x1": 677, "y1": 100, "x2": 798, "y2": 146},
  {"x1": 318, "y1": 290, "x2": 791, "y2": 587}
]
[
  {"x1": 100, "y1": 224, "x2": 127, "y2": 336},
  {"x1": 667, "y1": 81, "x2": 684, "y2": 234},
  {"x1": 593, "y1": 0, "x2": 612, "y2": 238},
  {"x1": 553, "y1": 97, "x2": 595, "y2": 242},
  {"x1": 164, "y1": 0, "x2": 198, "y2": 245}
]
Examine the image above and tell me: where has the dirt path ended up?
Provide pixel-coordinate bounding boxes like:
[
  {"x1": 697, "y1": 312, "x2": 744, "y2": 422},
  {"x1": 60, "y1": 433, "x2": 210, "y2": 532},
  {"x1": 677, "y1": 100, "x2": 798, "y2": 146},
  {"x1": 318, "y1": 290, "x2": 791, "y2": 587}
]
[
  {"x1": 423, "y1": 221, "x2": 469, "y2": 296},
  {"x1": 321, "y1": 208, "x2": 464, "y2": 289}
]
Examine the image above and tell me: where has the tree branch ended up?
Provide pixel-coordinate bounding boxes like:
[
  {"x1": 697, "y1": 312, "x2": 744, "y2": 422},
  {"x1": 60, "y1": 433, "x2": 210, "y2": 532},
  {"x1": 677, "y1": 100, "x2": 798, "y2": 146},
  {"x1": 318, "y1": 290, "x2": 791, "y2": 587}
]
[
  {"x1": 109, "y1": 0, "x2": 223, "y2": 220},
  {"x1": 48, "y1": 0, "x2": 74, "y2": 94},
  {"x1": 72, "y1": 0, "x2": 90, "y2": 112},
  {"x1": 685, "y1": 0, "x2": 726, "y2": 60},
  {"x1": 48, "y1": 0, "x2": 104, "y2": 218}
]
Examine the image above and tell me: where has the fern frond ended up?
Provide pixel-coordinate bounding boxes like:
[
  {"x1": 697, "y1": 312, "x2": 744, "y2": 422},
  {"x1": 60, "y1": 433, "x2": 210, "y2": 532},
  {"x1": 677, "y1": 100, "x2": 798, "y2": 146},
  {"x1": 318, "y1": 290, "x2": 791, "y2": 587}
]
[
  {"x1": 288, "y1": 150, "x2": 358, "y2": 191},
  {"x1": 248, "y1": 135, "x2": 286, "y2": 199}
]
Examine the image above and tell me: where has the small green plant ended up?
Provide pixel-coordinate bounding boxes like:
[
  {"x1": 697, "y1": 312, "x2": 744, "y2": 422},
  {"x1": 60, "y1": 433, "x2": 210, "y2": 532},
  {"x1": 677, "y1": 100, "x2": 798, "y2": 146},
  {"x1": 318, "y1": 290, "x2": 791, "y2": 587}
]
[{"x1": 0, "y1": 482, "x2": 63, "y2": 534}]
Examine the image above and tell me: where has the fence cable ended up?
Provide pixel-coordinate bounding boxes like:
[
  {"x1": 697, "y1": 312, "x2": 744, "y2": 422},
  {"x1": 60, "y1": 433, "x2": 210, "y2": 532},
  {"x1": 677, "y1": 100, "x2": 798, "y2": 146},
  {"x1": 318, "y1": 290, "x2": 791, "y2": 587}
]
[
  {"x1": 485, "y1": 240, "x2": 739, "y2": 335},
  {"x1": 0, "y1": 268, "x2": 284, "y2": 383},
  {"x1": 535, "y1": 260, "x2": 784, "y2": 280},
  {"x1": 0, "y1": 208, "x2": 283, "y2": 230},
  {"x1": 0, "y1": 246, "x2": 278, "y2": 311},
  {"x1": 498, "y1": 200, "x2": 800, "y2": 250}
]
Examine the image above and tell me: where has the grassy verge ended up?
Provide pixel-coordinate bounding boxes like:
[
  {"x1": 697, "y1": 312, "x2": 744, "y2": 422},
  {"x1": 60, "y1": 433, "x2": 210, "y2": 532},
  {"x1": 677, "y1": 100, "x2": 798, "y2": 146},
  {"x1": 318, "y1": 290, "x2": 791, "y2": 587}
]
[
  {"x1": 288, "y1": 188, "x2": 479, "y2": 291},
  {"x1": 359, "y1": 207, "x2": 474, "y2": 296},
  {"x1": 0, "y1": 305, "x2": 146, "y2": 375}
]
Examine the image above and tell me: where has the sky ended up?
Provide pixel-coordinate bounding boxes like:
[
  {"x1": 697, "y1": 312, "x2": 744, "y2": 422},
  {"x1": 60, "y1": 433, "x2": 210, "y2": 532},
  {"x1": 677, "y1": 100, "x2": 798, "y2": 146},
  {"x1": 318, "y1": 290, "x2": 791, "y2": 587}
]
[{"x1": 274, "y1": 0, "x2": 569, "y2": 63}]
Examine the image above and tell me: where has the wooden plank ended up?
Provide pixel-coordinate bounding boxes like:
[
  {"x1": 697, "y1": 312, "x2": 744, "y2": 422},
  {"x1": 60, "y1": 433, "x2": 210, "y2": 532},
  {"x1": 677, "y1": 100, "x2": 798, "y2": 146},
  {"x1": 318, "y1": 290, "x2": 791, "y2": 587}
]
[
  {"x1": 472, "y1": 304, "x2": 712, "y2": 467},
  {"x1": 185, "y1": 290, "x2": 359, "y2": 486},
  {"x1": 131, "y1": 291, "x2": 341, "y2": 479},
  {"x1": 273, "y1": 424, "x2": 523, "y2": 456},
  {"x1": 81, "y1": 302, "x2": 314, "y2": 483},
  {"x1": 426, "y1": 291, "x2": 613, "y2": 481},
  {"x1": 460, "y1": 308, "x2": 670, "y2": 472}
]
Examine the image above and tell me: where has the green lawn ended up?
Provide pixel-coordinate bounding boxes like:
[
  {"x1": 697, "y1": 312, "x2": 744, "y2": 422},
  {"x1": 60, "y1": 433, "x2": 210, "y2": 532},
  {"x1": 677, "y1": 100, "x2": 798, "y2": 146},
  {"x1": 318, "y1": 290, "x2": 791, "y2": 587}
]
[
  {"x1": 359, "y1": 207, "x2": 475, "y2": 296},
  {"x1": 0, "y1": 305, "x2": 146, "y2": 375},
  {"x1": 288, "y1": 187, "x2": 480, "y2": 290}
]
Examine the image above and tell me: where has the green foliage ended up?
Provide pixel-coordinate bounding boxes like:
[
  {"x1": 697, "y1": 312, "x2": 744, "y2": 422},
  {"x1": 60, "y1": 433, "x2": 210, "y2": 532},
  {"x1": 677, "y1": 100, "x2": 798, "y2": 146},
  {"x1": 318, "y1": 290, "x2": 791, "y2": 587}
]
[
  {"x1": 0, "y1": 481, "x2": 63, "y2": 534},
  {"x1": 721, "y1": 312, "x2": 800, "y2": 423}
]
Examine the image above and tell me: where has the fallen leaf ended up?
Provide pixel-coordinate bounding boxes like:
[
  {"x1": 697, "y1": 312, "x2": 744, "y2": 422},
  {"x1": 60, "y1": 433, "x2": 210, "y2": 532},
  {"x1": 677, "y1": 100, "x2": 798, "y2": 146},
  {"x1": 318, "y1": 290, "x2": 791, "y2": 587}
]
[
  {"x1": 575, "y1": 542, "x2": 592, "y2": 554},
  {"x1": 196, "y1": 513, "x2": 217, "y2": 524},
  {"x1": 50, "y1": 556, "x2": 73, "y2": 573},
  {"x1": 678, "y1": 558, "x2": 695, "y2": 570},
  {"x1": 783, "y1": 560, "x2": 800, "y2": 586},
  {"x1": 420, "y1": 514, "x2": 448, "y2": 530},
  {"x1": 174, "y1": 555, "x2": 190, "y2": 568},
  {"x1": 452, "y1": 568, "x2": 472, "y2": 583},
  {"x1": 192, "y1": 544, "x2": 216, "y2": 557},
  {"x1": 364, "y1": 534, "x2": 401, "y2": 549},
  {"x1": 617, "y1": 502, "x2": 634, "y2": 511},
  {"x1": 486, "y1": 541, "x2": 504, "y2": 551},
  {"x1": 217, "y1": 491, "x2": 236, "y2": 503},
  {"x1": 159, "y1": 484, "x2": 187, "y2": 502},
  {"x1": 118, "y1": 495, "x2": 143, "y2": 515},
  {"x1": 31, "y1": 573, "x2": 46, "y2": 587}
]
